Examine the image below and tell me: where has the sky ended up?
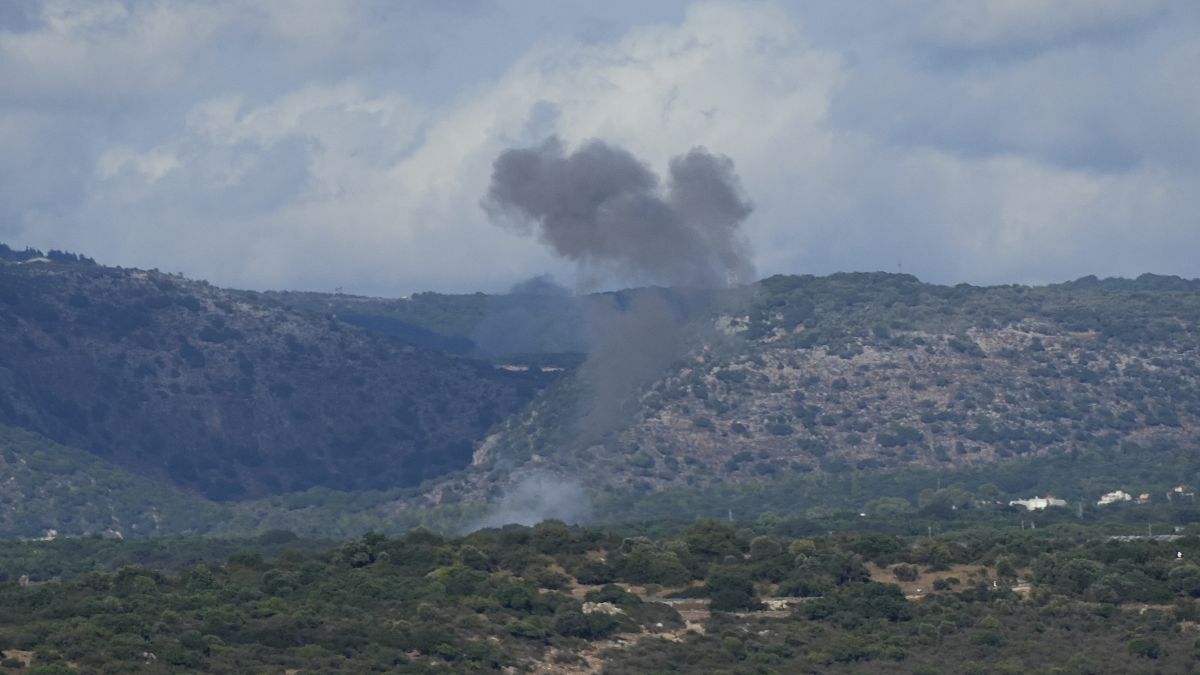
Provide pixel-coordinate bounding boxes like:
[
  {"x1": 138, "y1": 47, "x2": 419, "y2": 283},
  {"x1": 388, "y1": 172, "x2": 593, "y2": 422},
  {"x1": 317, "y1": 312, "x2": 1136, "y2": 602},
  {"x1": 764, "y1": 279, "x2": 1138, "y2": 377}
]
[{"x1": 2, "y1": 0, "x2": 1198, "y2": 296}]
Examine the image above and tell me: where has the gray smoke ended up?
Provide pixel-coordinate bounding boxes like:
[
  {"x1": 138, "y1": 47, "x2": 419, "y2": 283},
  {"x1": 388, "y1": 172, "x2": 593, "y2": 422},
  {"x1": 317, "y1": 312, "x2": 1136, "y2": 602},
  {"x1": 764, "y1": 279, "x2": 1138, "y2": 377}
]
[
  {"x1": 575, "y1": 290, "x2": 689, "y2": 435},
  {"x1": 482, "y1": 137, "x2": 756, "y2": 440},
  {"x1": 468, "y1": 471, "x2": 591, "y2": 530},
  {"x1": 483, "y1": 136, "x2": 754, "y2": 288}
]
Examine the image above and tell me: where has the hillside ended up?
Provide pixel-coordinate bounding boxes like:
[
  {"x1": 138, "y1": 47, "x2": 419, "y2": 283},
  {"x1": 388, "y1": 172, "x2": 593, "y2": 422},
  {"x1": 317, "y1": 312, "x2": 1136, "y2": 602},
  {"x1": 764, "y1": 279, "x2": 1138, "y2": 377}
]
[
  {"x1": 0, "y1": 424, "x2": 220, "y2": 539},
  {"x1": 416, "y1": 272, "x2": 1200, "y2": 510},
  {"x1": 0, "y1": 256, "x2": 549, "y2": 500},
  {"x1": 266, "y1": 284, "x2": 590, "y2": 360},
  {"x1": 3, "y1": 248, "x2": 1199, "y2": 536}
]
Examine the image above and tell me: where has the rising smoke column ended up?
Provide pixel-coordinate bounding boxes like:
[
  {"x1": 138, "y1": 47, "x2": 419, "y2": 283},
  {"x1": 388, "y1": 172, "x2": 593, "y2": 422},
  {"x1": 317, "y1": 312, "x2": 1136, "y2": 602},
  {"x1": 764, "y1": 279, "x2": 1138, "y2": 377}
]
[{"x1": 482, "y1": 135, "x2": 756, "y2": 452}]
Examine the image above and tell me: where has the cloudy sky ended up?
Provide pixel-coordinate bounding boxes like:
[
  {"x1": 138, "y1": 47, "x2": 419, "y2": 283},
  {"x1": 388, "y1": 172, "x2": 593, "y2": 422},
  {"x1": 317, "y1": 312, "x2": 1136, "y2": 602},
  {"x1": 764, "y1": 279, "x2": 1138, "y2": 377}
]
[{"x1": 2, "y1": 0, "x2": 1198, "y2": 295}]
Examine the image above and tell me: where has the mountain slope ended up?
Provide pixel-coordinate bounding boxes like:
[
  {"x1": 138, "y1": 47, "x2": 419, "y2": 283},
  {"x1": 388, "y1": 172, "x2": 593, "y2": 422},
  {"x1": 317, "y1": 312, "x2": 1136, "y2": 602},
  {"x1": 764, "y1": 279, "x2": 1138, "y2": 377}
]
[
  {"x1": 0, "y1": 258, "x2": 547, "y2": 500},
  {"x1": 415, "y1": 272, "x2": 1200, "y2": 507},
  {"x1": 0, "y1": 424, "x2": 221, "y2": 538},
  {"x1": 266, "y1": 285, "x2": 590, "y2": 358}
]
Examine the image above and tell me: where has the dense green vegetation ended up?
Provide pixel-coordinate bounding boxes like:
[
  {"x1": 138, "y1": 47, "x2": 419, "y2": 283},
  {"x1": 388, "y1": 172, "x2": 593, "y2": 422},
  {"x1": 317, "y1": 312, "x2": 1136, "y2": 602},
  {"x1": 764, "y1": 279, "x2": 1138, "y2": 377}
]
[
  {"x1": 0, "y1": 531, "x2": 330, "y2": 584},
  {"x1": 7, "y1": 522, "x2": 1200, "y2": 673},
  {"x1": 594, "y1": 442, "x2": 1200, "y2": 536},
  {"x1": 0, "y1": 426, "x2": 220, "y2": 539},
  {"x1": 748, "y1": 271, "x2": 1200, "y2": 349},
  {"x1": 9, "y1": 411, "x2": 1200, "y2": 545}
]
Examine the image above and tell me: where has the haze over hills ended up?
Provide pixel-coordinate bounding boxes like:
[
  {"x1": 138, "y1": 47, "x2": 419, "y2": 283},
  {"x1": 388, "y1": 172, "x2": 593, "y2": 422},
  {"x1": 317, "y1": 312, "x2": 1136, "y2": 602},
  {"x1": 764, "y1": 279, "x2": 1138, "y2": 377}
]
[{"x1": 2, "y1": 244, "x2": 1198, "y2": 539}]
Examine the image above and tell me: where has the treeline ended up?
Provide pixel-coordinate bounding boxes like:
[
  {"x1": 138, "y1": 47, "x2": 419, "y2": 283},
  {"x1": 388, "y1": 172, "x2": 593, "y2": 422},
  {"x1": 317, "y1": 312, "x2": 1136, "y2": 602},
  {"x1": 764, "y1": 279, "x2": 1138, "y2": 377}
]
[
  {"x1": 750, "y1": 271, "x2": 1200, "y2": 348},
  {"x1": 0, "y1": 244, "x2": 95, "y2": 265},
  {"x1": 5, "y1": 522, "x2": 1200, "y2": 672}
]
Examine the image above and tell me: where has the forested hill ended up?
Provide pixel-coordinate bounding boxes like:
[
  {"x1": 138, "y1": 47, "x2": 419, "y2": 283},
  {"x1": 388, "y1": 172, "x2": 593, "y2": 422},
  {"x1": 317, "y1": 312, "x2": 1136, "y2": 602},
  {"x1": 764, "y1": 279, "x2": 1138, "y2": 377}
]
[
  {"x1": 0, "y1": 256, "x2": 548, "y2": 501},
  {"x1": 432, "y1": 271, "x2": 1200, "y2": 507},
  {"x1": 3, "y1": 243, "x2": 1199, "y2": 534}
]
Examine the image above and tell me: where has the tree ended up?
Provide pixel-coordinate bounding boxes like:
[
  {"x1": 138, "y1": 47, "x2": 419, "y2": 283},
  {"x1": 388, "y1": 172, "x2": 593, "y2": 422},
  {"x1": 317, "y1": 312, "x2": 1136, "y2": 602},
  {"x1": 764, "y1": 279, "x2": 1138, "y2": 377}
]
[
  {"x1": 531, "y1": 520, "x2": 572, "y2": 554},
  {"x1": 685, "y1": 521, "x2": 742, "y2": 560},
  {"x1": 893, "y1": 564, "x2": 919, "y2": 582},
  {"x1": 617, "y1": 546, "x2": 691, "y2": 586},
  {"x1": 866, "y1": 497, "x2": 914, "y2": 516},
  {"x1": 706, "y1": 569, "x2": 760, "y2": 612},
  {"x1": 1166, "y1": 564, "x2": 1200, "y2": 597},
  {"x1": 995, "y1": 556, "x2": 1017, "y2": 582}
]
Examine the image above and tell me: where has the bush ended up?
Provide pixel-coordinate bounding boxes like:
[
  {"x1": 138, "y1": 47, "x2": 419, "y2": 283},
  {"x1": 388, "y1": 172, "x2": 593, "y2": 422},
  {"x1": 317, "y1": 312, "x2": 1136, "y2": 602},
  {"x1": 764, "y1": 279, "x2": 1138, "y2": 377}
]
[
  {"x1": 1127, "y1": 636, "x2": 1161, "y2": 659},
  {"x1": 893, "y1": 564, "x2": 919, "y2": 582},
  {"x1": 617, "y1": 547, "x2": 691, "y2": 586},
  {"x1": 553, "y1": 610, "x2": 618, "y2": 639},
  {"x1": 508, "y1": 617, "x2": 550, "y2": 640}
]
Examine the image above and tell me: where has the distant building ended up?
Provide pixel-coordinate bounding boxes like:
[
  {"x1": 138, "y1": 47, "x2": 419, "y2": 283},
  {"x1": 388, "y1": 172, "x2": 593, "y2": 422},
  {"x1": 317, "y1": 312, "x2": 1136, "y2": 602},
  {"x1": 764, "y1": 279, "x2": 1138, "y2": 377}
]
[
  {"x1": 1137, "y1": 493, "x2": 1152, "y2": 504},
  {"x1": 1009, "y1": 496, "x2": 1067, "y2": 511},
  {"x1": 1097, "y1": 490, "x2": 1133, "y2": 506}
]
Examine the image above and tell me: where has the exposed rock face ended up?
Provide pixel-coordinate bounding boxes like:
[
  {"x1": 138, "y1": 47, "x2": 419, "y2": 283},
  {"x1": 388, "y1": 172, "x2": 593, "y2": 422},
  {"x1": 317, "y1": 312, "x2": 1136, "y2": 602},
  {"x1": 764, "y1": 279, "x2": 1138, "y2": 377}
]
[{"x1": 0, "y1": 262, "x2": 543, "y2": 499}]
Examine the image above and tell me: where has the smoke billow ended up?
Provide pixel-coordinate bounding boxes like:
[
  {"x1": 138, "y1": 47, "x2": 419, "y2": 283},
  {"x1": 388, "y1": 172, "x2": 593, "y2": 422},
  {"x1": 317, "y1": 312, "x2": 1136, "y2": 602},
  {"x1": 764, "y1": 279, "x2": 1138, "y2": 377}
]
[
  {"x1": 468, "y1": 471, "x2": 591, "y2": 530},
  {"x1": 482, "y1": 136, "x2": 756, "y2": 443},
  {"x1": 483, "y1": 136, "x2": 754, "y2": 288}
]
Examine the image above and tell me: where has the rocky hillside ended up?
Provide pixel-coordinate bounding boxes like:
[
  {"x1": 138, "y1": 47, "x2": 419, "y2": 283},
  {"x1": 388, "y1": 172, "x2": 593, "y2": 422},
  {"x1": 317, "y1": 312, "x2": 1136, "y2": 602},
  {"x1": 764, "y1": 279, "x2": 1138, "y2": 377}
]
[
  {"x1": 435, "y1": 273, "x2": 1200, "y2": 503},
  {"x1": 0, "y1": 256, "x2": 548, "y2": 500}
]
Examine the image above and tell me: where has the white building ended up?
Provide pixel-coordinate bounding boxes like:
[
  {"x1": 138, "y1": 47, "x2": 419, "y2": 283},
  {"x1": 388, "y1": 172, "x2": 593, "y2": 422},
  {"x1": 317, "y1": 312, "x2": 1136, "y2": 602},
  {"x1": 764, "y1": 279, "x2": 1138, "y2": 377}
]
[
  {"x1": 1097, "y1": 490, "x2": 1133, "y2": 506},
  {"x1": 1009, "y1": 496, "x2": 1067, "y2": 511}
]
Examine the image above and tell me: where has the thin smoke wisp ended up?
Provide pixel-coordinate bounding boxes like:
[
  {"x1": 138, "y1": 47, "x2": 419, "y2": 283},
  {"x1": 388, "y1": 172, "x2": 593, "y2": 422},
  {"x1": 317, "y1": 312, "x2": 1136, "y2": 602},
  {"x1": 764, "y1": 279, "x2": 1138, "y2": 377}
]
[{"x1": 467, "y1": 471, "x2": 591, "y2": 530}]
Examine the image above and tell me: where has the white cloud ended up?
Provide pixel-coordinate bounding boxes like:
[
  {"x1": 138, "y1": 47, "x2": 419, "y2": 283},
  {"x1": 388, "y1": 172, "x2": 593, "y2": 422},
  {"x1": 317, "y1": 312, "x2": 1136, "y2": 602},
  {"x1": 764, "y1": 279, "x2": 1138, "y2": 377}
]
[
  {"x1": 1, "y1": 0, "x2": 1198, "y2": 294},
  {"x1": 0, "y1": 1, "x2": 224, "y2": 104}
]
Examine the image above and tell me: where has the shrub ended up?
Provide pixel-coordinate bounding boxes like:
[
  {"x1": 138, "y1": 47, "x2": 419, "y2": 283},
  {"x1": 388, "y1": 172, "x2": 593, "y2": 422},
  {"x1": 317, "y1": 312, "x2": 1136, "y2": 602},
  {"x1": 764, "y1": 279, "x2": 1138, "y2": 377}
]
[
  {"x1": 705, "y1": 570, "x2": 759, "y2": 612},
  {"x1": 1127, "y1": 636, "x2": 1160, "y2": 659},
  {"x1": 893, "y1": 564, "x2": 919, "y2": 582}
]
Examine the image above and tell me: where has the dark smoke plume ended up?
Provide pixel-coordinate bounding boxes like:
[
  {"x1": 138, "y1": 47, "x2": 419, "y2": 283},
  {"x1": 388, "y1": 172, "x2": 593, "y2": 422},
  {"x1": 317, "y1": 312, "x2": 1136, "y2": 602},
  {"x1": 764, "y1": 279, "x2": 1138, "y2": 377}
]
[
  {"x1": 483, "y1": 136, "x2": 754, "y2": 288},
  {"x1": 481, "y1": 136, "x2": 756, "y2": 449},
  {"x1": 575, "y1": 289, "x2": 690, "y2": 435}
]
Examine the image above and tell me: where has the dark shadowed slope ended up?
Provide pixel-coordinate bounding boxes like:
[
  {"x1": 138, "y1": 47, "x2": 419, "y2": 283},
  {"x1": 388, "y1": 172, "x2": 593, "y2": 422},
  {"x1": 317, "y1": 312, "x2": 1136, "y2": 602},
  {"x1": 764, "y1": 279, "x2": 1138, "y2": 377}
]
[{"x1": 0, "y1": 258, "x2": 544, "y2": 500}]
